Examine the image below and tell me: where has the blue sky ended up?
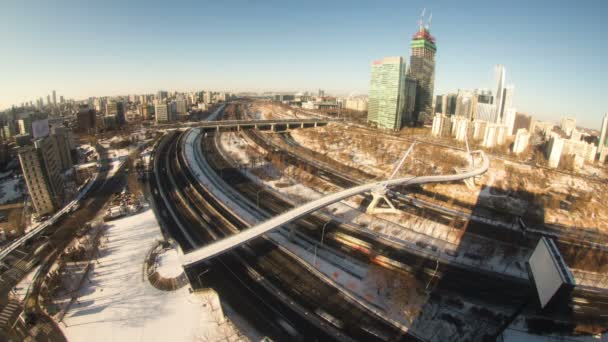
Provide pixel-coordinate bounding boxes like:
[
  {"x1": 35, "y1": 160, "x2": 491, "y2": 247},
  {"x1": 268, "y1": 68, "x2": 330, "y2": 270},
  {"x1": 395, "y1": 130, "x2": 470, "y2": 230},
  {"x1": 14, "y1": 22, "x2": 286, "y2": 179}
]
[{"x1": 0, "y1": 0, "x2": 606, "y2": 128}]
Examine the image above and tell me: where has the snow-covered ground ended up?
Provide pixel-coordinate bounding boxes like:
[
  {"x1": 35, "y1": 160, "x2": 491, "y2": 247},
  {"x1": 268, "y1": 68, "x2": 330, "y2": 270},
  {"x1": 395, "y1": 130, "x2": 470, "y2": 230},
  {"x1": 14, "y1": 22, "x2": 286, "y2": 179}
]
[
  {"x1": 0, "y1": 177, "x2": 24, "y2": 205},
  {"x1": 155, "y1": 244, "x2": 183, "y2": 279},
  {"x1": 12, "y1": 265, "x2": 41, "y2": 301},
  {"x1": 502, "y1": 328, "x2": 606, "y2": 342},
  {"x1": 60, "y1": 208, "x2": 246, "y2": 342},
  {"x1": 502, "y1": 317, "x2": 607, "y2": 342}
]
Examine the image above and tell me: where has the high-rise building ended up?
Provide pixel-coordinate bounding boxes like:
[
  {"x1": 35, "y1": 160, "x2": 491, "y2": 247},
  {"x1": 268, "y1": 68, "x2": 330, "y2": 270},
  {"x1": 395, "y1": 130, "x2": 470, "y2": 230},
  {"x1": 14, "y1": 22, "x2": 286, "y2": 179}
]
[
  {"x1": 501, "y1": 86, "x2": 514, "y2": 119},
  {"x1": 475, "y1": 103, "x2": 496, "y2": 122},
  {"x1": 176, "y1": 97, "x2": 188, "y2": 116},
  {"x1": 401, "y1": 76, "x2": 418, "y2": 126},
  {"x1": 512, "y1": 129, "x2": 530, "y2": 154},
  {"x1": 598, "y1": 113, "x2": 608, "y2": 162},
  {"x1": 203, "y1": 91, "x2": 212, "y2": 104},
  {"x1": 494, "y1": 65, "x2": 506, "y2": 122},
  {"x1": 46, "y1": 95, "x2": 51, "y2": 106},
  {"x1": 513, "y1": 112, "x2": 532, "y2": 135},
  {"x1": 560, "y1": 117, "x2": 577, "y2": 137},
  {"x1": 452, "y1": 116, "x2": 472, "y2": 142},
  {"x1": 409, "y1": 15, "x2": 436, "y2": 125},
  {"x1": 367, "y1": 57, "x2": 410, "y2": 130},
  {"x1": 77, "y1": 107, "x2": 96, "y2": 133},
  {"x1": 435, "y1": 93, "x2": 457, "y2": 116},
  {"x1": 51, "y1": 126, "x2": 73, "y2": 171},
  {"x1": 17, "y1": 118, "x2": 32, "y2": 135},
  {"x1": 18, "y1": 136, "x2": 65, "y2": 216},
  {"x1": 431, "y1": 114, "x2": 452, "y2": 137},
  {"x1": 106, "y1": 101, "x2": 125, "y2": 125},
  {"x1": 504, "y1": 107, "x2": 517, "y2": 137},
  {"x1": 455, "y1": 90, "x2": 474, "y2": 118},
  {"x1": 156, "y1": 90, "x2": 168, "y2": 102},
  {"x1": 155, "y1": 103, "x2": 171, "y2": 123},
  {"x1": 52, "y1": 90, "x2": 57, "y2": 106}
]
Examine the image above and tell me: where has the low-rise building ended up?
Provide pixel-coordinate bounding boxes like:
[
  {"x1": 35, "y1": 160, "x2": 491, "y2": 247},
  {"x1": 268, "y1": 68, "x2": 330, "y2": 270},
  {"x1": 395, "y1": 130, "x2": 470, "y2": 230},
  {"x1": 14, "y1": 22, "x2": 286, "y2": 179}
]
[{"x1": 343, "y1": 97, "x2": 368, "y2": 112}]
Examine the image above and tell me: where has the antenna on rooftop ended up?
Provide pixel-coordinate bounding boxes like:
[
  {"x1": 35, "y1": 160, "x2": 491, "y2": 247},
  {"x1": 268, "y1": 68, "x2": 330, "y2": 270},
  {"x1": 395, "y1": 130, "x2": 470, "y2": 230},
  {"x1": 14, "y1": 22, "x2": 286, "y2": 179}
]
[{"x1": 426, "y1": 12, "x2": 432, "y2": 30}]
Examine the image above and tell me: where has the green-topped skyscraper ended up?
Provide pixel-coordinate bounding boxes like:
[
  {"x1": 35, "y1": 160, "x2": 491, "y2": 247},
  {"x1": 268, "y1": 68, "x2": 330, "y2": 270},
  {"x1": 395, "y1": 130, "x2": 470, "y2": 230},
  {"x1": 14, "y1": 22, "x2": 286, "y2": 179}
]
[{"x1": 367, "y1": 57, "x2": 409, "y2": 130}]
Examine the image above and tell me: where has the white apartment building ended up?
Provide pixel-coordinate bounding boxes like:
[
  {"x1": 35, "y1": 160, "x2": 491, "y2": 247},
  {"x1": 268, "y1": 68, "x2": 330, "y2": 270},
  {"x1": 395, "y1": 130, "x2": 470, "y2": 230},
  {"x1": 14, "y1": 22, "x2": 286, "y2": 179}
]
[
  {"x1": 512, "y1": 128, "x2": 530, "y2": 154},
  {"x1": 155, "y1": 103, "x2": 171, "y2": 123}
]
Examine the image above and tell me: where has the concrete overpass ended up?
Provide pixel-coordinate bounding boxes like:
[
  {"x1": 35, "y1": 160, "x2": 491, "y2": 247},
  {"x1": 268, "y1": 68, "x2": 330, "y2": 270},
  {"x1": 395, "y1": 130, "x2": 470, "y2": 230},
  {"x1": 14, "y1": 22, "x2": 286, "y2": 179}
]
[
  {"x1": 158, "y1": 118, "x2": 336, "y2": 132},
  {"x1": 182, "y1": 149, "x2": 490, "y2": 267}
]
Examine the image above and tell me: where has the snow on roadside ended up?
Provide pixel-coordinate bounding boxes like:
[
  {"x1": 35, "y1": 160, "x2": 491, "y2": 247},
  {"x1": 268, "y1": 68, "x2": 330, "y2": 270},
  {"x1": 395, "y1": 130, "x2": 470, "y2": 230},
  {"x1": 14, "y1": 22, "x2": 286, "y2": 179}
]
[
  {"x1": 12, "y1": 265, "x2": 41, "y2": 301},
  {"x1": 60, "y1": 208, "x2": 245, "y2": 342},
  {"x1": 155, "y1": 245, "x2": 183, "y2": 279},
  {"x1": 0, "y1": 177, "x2": 24, "y2": 204}
]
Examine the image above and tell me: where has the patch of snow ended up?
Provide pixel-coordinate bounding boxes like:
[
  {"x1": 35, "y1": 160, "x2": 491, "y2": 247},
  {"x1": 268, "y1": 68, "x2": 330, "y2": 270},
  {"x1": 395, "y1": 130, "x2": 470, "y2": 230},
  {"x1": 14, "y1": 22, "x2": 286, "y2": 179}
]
[
  {"x1": 12, "y1": 265, "x2": 41, "y2": 301},
  {"x1": 0, "y1": 178, "x2": 24, "y2": 204},
  {"x1": 502, "y1": 328, "x2": 604, "y2": 342},
  {"x1": 60, "y1": 208, "x2": 245, "y2": 342},
  {"x1": 156, "y1": 246, "x2": 183, "y2": 279},
  {"x1": 0, "y1": 170, "x2": 13, "y2": 179}
]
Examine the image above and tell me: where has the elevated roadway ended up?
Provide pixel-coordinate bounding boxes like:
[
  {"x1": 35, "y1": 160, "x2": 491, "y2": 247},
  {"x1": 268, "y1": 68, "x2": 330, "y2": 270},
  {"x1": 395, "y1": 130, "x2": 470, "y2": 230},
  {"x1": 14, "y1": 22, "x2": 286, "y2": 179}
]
[
  {"x1": 157, "y1": 118, "x2": 336, "y2": 132},
  {"x1": 183, "y1": 145, "x2": 490, "y2": 267}
]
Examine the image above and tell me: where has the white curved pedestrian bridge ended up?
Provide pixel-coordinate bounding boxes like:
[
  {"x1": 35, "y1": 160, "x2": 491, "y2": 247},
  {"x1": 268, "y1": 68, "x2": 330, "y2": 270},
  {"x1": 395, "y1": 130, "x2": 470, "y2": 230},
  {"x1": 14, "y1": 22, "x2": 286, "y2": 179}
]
[{"x1": 182, "y1": 149, "x2": 489, "y2": 267}]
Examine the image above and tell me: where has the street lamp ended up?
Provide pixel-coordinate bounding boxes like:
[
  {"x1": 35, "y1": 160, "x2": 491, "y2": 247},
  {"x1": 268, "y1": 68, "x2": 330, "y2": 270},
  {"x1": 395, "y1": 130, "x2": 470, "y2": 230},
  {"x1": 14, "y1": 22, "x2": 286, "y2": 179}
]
[
  {"x1": 256, "y1": 189, "x2": 266, "y2": 209},
  {"x1": 197, "y1": 269, "x2": 210, "y2": 287},
  {"x1": 313, "y1": 219, "x2": 332, "y2": 268}
]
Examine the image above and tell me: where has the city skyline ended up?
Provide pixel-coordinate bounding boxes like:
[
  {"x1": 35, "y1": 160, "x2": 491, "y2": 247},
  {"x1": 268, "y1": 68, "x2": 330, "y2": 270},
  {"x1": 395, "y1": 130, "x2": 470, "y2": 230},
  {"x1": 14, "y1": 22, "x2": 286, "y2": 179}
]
[{"x1": 1, "y1": 0, "x2": 606, "y2": 128}]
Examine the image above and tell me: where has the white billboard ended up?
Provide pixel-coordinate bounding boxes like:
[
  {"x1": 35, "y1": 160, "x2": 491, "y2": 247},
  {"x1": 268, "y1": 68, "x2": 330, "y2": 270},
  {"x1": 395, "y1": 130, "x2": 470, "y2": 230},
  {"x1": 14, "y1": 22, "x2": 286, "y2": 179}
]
[
  {"x1": 32, "y1": 119, "x2": 50, "y2": 139},
  {"x1": 528, "y1": 237, "x2": 575, "y2": 308}
]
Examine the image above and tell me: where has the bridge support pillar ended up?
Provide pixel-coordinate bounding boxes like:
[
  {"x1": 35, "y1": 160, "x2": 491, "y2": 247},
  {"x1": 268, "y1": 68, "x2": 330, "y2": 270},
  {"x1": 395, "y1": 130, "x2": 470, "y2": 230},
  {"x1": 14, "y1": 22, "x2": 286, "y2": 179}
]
[
  {"x1": 314, "y1": 122, "x2": 318, "y2": 128},
  {"x1": 271, "y1": 124, "x2": 275, "y2": 132},
  {"x1": 366, "y1": 188, "x2": 400, "y2": 215},
  {"x1": 301, "y1": 122, "x2": 304, "y2": 129}
]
